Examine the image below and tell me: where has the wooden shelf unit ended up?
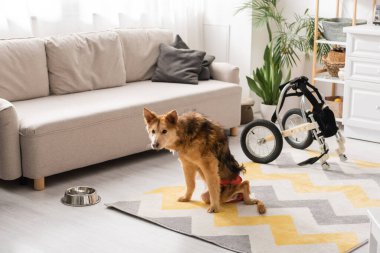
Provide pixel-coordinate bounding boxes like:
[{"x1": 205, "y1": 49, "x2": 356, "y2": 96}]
[
  {"x1": 312, "y1": 0, "x2": 378, "y2": 92},
  {"x1": 312, "y1": 0, "x2": 357, "y2": 95},
  {"x1": 311, "y1": 0, "x2": 377, "y2": 122}
]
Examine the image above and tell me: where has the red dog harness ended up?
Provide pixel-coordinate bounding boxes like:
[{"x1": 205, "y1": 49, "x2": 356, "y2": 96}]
[{"x1": 220, "y1": 175, "x2": 244, "y2": 203}]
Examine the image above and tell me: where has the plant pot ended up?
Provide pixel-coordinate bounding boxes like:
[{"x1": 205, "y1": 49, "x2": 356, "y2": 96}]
[
  {"x1": 321, "y1": 18, "x2": 367, "y2": 42},
  {"x1": 261, "y1": 103, "x2": 277, "y2": 121}
]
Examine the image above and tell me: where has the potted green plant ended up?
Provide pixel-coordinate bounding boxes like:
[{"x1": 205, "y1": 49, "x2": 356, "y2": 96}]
[
  {"x1": 237, "y1": 0, "x2": 316, "y2": 119},
  {"x1": 247, "y1": 42, "x2": 290, "y2": 120}
]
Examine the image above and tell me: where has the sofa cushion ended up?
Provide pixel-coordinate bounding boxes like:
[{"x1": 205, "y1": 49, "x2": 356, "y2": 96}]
[
  {"x1": 46, "y1": 31, "x2": 126, "y2": 95},
  {"x1": 152, "y1": 44, "x2": 206, "y2": 84},
  {"x1": 0, "y1": 38, "x2": 49, "y2": 101},
  {"x1": 13, "y1": 80, "x2": 242, "y2": 137},
  {"x1": 115, "y1": 29, "x2": 173, "y2": 82}
]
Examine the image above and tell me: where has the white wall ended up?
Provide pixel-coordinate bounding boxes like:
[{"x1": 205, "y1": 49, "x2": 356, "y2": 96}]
[{"x1": 203, "y1": 0, "x2": 253, "y2": 99}]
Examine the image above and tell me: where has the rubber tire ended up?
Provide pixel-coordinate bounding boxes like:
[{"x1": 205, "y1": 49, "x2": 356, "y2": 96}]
[
  {"x1": 281, "y1": 108, "x2": 313, "y2": 150},
  {"x1": 240, "y1": 119, "x2": 283, "y2": 164}
]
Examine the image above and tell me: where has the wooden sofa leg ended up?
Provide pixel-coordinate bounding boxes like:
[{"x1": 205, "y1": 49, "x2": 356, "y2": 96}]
[
  {"x1": 34, "y1": 177, "x2": 45, "y2": 191},
  {"x1": 230, "y1": 127, "x2": 239, "y2": 136}
]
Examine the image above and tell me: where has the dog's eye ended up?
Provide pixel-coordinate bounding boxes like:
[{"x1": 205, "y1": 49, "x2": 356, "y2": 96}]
[
  {"x1": 162, "y1": 130, "x2": 167, "y2": 134},
  {"x1": 152, "y1": 130, "x2": 155, "y2": 134}
]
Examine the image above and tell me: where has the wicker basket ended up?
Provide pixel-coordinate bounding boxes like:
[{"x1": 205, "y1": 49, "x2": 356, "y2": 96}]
[
  {"x1": 327, "y1": 50, "x2": 345, "y2": 63},
  {"x1": 322, "y1": 54, "x2": 345, "y2": 77}
]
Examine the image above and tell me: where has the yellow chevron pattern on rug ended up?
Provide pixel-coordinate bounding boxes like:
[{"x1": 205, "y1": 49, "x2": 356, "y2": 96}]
[
  {"x1": 147, "y1": 186, "x2": 207, "y2": 210},
  {"x1": 354, "y1": 160, "x2": 380, "y2": 169},
  {"x1": 245, "y1": 163, "x2": 380, "y2": 207},
  {"x1": 215, "y1": 204, "x2": 358, "y2": 253},
  {"x1": 146, "y1": 186, "x2": 359, "y2": 252}
]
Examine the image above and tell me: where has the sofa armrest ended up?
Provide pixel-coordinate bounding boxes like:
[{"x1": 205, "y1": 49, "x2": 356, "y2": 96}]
[
  {"x1": 209, "y1": 62, "x2": 240, "y2": 84},
  {"x1": 0, "y1": 98, "x2": 22, "y2": 180}
]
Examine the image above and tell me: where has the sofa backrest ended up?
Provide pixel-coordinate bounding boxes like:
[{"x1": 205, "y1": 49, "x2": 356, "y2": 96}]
[
  {"x1": 45, "y1": 31, "x2": 126, "y2": 95},
  {"x1": 115, "y1": 29, "x2": 173, "y2": 83},
  {"x1": 0, "y1": 29, "x2": 174, "y2": 100},
  {"x1": 0, "y1": 38, "x2": 49, "y2": 102}
]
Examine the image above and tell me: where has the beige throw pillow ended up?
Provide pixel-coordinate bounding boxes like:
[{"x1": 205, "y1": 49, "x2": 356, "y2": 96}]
[
  {"x1": 46, "y1": 31, "x2": 126, "y2": 95},
  {"x1": 116, "y1": 29, "x2": 173, "y2": 82},
  {"x1": 0, "y1": 38, "x2": 49, "y2": 101}
]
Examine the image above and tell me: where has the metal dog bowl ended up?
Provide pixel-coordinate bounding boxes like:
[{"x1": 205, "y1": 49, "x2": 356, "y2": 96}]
[{"x1": 61, "y1": 186, "x2": 101, "y2": 207}]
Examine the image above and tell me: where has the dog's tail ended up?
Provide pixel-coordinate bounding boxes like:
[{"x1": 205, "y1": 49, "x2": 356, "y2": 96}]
[{"x1": 218, "y1": 147, "x2": 246, "y2": 175}]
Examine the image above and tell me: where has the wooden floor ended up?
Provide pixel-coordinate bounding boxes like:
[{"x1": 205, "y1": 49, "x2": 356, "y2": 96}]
[{"x1": 0, "y1": 127, "x2": 378, "y2": 253}]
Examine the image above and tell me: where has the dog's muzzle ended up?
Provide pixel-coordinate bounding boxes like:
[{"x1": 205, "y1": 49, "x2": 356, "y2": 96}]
[{"x1": 151, "y1": 142, "x2": 160, "y2": 150}]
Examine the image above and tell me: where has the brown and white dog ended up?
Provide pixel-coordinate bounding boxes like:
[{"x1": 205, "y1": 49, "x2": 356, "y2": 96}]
[{"x1": 143, "y1": 108, "x2": 266, "y2": 214}]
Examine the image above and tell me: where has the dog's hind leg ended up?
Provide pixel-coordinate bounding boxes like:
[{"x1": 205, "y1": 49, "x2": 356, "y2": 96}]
[
  {"x1": 243, "y1": 182, "x2": 266, "y2": 214},
  {"x1": 178, "y1": 157, "x2": 197, "y2": 202},
  {"x1": 228, "y1": 181, "x2": 266, "y2": 214}
]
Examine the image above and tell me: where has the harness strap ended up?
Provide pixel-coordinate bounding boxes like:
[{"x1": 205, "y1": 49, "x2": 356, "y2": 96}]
[
  {"x1": 305, "y1": 82, "x2": 324, "y2": 103},
  {"x1": 271, "y1": 76, "x2": 326, "y2": 123},
  {"x1": 220, "y1": 175, "x2": 244, "y2": 203},
  {"x1": 220, "y1": 175, "x2": 242, "y2": 186},
  {"x1": 271, "y1": 91, "x2": 302, "y2": 123},
  {"x1": 298, "y1": 149, "x2": 329, "y2": 166}
]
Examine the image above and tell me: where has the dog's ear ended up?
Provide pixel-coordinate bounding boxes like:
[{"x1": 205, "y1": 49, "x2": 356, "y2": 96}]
[
  {"x1": 143, "y1": 108, "x2": 157, "y2": 125},
  {"x1": 165, "y1": 110, "x2": 178, "y2": 125}
]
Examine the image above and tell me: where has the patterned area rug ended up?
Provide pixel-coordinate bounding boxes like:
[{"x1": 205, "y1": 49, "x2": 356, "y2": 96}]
[{"x1": 107, "y1": 151, "x2": 380, "y2": 253}]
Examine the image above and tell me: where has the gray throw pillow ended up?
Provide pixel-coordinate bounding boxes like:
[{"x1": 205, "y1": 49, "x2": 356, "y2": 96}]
[
  {"x1": 172, "y1": 35, "x2": 215, "y2": 80},
  {"x1": 202, "y1": 54, "x2": 216, "y2": 67},
  {"x1": 152, "y1": 44, "x2": 206, "y2": 84},
  {"x1": 199, "y1": 66, "x2": 211, "y2": 81},
  {"x1": 199, "y1": 55, "x2": 216, "y2": 80},
  {"x1": 172, "y1": 34, "x2": 189, "y2": 50}
]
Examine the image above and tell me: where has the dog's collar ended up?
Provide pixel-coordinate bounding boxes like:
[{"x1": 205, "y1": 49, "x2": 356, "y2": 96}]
[{"x1": 220, "y1": 175, "x2": 242, "y2": 186}]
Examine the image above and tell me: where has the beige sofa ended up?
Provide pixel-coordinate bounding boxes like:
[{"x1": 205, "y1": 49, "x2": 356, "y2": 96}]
[{"x1": 0, "y1": 29, "x2": 242, "y2": 190}]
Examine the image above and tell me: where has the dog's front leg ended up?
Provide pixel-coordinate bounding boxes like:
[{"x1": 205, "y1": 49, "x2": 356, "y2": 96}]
[
  {"x1": 201, "y1": 159, "x2": 221, "y2": 213},
  {"x1": 178, "y1": 157, "x2": 197, "y2": 202}
]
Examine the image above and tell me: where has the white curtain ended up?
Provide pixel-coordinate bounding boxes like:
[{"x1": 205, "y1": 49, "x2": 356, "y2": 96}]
[{"x1": 0, "y1": 0, "x2": 204, "y2": 49}]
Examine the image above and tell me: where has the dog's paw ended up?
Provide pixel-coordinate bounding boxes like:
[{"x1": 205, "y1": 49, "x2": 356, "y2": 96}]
[
  {"x1": 177, "y1": 196, "x2": 191, "y2": 202},
  {"x1": 207, "y1": 205, "x2": 220, "y2": 213},
  {"x1": 257, "y1": 203, "x2": 266, "y2": 214}
]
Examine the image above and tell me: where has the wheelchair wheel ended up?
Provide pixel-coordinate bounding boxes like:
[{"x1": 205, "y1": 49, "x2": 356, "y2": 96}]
[
  {"x1": 240, "y1": 119, "x2": 283, "y2": 164},
  {"x1": 281, "y1": 108, "x2": 313, "y2": 149}
]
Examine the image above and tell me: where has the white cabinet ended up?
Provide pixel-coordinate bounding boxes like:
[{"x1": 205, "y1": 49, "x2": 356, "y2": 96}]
[
  {"x1": 348, "y1": 34, "x2": 380, "y2": 59},
  {"x1": 343, "y1": 25, "x2": 380, "y2": 143}
]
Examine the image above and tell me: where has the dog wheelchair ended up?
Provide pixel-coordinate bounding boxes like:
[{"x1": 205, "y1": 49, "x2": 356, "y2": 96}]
[{"x1": 240, "y1": 76, "x2": 347, "y2": 170}]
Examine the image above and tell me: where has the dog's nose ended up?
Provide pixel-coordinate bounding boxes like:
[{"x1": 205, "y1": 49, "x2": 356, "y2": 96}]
[{"x1": 152, "y1": 142, "x2": 160, "y2": 149}]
